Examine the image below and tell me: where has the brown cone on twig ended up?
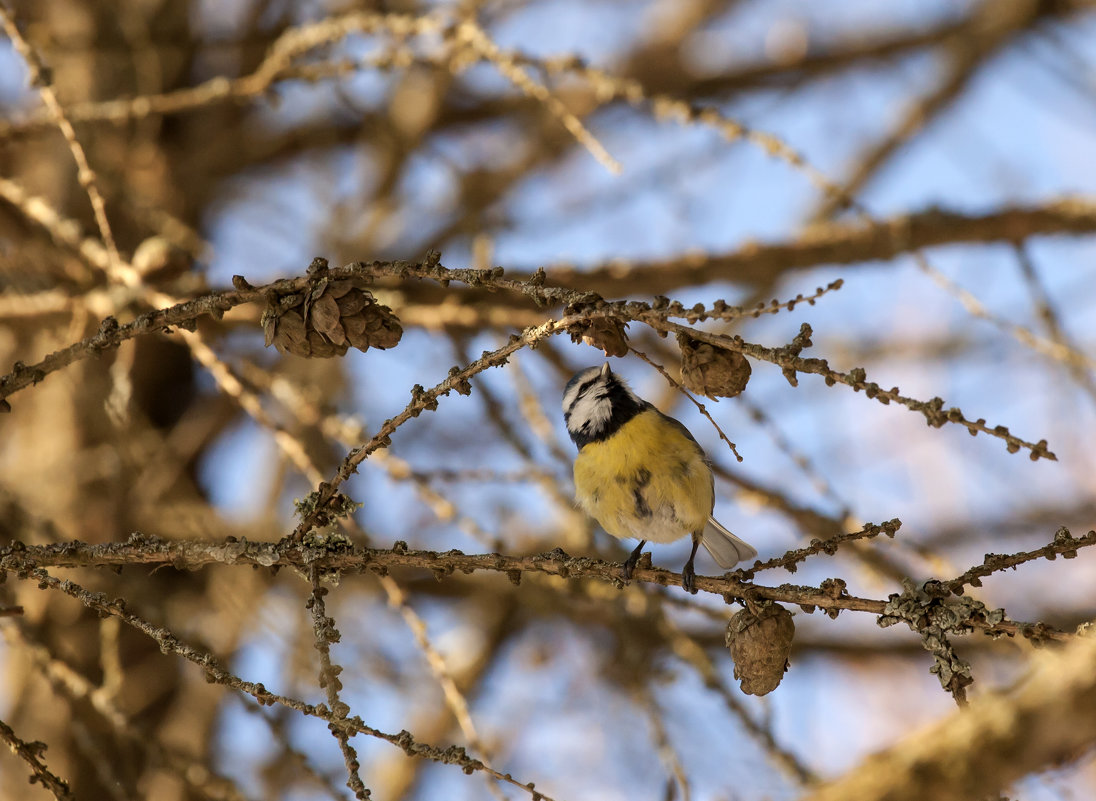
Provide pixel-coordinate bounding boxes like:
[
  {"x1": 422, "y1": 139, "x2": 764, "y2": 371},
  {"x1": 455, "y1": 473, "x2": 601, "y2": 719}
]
[
  {"x1": 677, "y1": 332, "x2": 751, "y2": 398},
  {"x1": 726, "y1": 602, "x2": 795, "y2": 696},
  {"x1": 262, "y1": 275, "x2": 402, "y2": 358},
  {"x1": 565, "y1": 301, "x2": 629, "y2": 357}
]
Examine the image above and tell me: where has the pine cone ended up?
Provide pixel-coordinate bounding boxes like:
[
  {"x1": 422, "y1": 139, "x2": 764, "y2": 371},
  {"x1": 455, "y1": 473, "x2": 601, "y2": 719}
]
[
  {"x1": 726, "y1": 603, "x2": 794, "y2": 696},
  {"x1": 262, "y1": 277, "x2": 402, "y2": 358},
  {"x1": 566, "y1": 308, "x2": 629, "y2": 357},
  {"x1": 677, "y1": 332, "x2": 751, "y2": 398}
]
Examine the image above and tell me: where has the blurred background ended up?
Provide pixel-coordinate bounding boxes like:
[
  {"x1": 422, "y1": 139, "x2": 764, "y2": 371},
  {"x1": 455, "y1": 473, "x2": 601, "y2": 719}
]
[{"x1": 2, "y1": 0, "x2": 1096, "y2": 799}]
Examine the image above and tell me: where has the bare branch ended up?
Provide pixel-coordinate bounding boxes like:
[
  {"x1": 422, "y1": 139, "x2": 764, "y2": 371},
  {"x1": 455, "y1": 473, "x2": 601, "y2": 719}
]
[
  {"x1": 0, "y1": 3, "x2": 123, "y2": 277},
  {"x1": 307, "y1": 568, "x2": 372, "y2": 800},
  {"x1": 548, "y1": 199, "x2": 1096, "y2": 294},
  {"x1": 16, "y1": 566, "x2": 560, "y2": 801},
  {"x1": 0, "y1": 717, "x2": 74, "y2": 801},
  {"x1": 0, "y1": 536, "x2": 1074, "y2": 643},
  {"x1": 936, "y1": 527, "x2": 1096, "y2": 596},
  {"x1": 810, "y1": 0, "x2": 1043, "y2": 220}
]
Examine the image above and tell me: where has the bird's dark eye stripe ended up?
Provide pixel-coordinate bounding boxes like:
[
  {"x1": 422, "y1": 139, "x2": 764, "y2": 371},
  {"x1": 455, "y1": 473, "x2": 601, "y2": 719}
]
[
  {"x1": 567, "y1": 376, "x2": 601, "y2": 406},
  {"x1": 576, "y1": 377, "x2": 600, "y2": 397}
]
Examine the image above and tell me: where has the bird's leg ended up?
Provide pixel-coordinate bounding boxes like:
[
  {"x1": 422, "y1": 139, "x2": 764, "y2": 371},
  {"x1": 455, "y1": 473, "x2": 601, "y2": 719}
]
[
  {"x1": 682, "y1": 535, "x2": 702, "y2": 594},
  {"x1": 622, "y1": 540, "x2": 647, "y2": 580}
]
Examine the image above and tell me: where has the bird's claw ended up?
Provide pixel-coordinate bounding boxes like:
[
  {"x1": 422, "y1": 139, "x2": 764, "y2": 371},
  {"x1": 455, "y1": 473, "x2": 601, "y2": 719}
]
[
  {"x1": 682, "y1": 563, "x2": 698, "y2": 595},
  {"x1": 621, "y1": 542, "x2": 646, "y2": 581}
]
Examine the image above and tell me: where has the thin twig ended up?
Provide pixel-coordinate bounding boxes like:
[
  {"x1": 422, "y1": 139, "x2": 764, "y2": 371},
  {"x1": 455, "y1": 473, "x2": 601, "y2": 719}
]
[
  {"x1": 638, "y1": 319, "x2": 1055, "y2": 461},
  {"x1": 733, "y1": 520, "x2": 903, "y2": 581},
  {"x1": 635, "y1": 685, "x2": 693, "y2": 801},
  {"x1": 936, "y1": 527, "x2": 1096, "y2": 596},
  {"x1": 1, "y1": 623, "x2": 249, "y2": 801},
  {"x1": 452, "y1": 19, "x2": 621, "y2": 174},
  {"x1": 0, "y1": 717, "x2": 74, "y2": 801},
  {"x1": 0, "y1": 3, "x2": 124, "y2": 279},
  {"x1": 629, "y1": 346, "x2": 744, "y2": 462},
  {"x1": 1014, "y1": 242, "x2": 1096, "y2": 403},
  {"x1": 382, "y1": 576, "x2": 508, "y2": 801},
  {"x1": 914, "y1": 252, "x2": 1096, "y2": 374},
  {"x1": 740, "y1": 397, "x2": 848, "y2": 510},
  {"x1": 238, "y1": 701, "x2": 349, "y2": 800},
  {"x1": 17, "y1": 566, "x2": 561, "y2": 801},
  {"x1": 307, "y1": 568, "x2": 372, "y2": 800}
]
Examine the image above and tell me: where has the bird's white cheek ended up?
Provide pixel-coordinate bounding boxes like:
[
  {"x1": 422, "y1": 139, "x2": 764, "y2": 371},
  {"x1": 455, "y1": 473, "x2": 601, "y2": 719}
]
[{"x1": 568, "y1": 393, "x2": 611, "y2": 433}]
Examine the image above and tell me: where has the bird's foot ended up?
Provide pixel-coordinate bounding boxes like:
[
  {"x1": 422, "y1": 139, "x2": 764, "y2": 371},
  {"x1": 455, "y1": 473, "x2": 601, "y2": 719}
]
[
  {"x1": 621, "y1": 540, "x2": 647, "y2": 581},
  {"x1": 681, "y1": 536, "x2": 701, "y2": 594},
  {"x1": 682, "y1": 562, "x2": 698, "y2": 595}
]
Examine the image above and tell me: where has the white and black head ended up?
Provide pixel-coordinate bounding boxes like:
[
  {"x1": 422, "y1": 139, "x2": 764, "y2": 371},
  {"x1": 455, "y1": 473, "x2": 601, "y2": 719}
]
[{"x1": 562, "y1": 363, "x2": 647, "y2": 449}]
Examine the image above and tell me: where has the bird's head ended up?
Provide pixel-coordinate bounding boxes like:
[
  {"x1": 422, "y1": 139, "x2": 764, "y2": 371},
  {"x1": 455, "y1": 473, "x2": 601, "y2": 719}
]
[{"x1": 562, "y1": 362, "x2": 646, "y2": 448}]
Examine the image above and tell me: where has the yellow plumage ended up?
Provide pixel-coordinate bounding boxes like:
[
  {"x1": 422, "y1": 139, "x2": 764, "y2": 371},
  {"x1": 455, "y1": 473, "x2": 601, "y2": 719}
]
[
  {"x1": 574, "y1": 408, "x2": 712, "y2": 543},
  {"x1": 563, "y1": 362, "x2": 756, "y2": 591}
]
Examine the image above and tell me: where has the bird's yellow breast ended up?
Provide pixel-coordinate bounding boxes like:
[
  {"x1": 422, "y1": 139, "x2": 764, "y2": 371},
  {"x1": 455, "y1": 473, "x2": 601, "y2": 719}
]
[{"x1": 573, "y1": 408, "x2": 713, "y2": 543}]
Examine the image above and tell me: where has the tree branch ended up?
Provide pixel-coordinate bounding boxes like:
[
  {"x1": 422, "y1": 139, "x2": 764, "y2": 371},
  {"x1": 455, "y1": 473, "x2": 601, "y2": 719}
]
[
  {"x1": 0, "y1": 535, "x2": 1074, "y2": 643},
  {"x1": 16, "y1": 566, "x2": 559, "y2": 801},
  {"x1": 0, "y1": 717, "x2": 74, "y2": 801},
  {"x1": 545, "y1": 199, "x2": 1096, "y2": 294}
]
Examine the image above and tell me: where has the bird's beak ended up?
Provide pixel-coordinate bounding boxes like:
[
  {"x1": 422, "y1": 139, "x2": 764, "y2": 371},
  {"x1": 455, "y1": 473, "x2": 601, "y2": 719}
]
[{"x1": 600, "y1": 362, "x2": 611, "y2": 379}]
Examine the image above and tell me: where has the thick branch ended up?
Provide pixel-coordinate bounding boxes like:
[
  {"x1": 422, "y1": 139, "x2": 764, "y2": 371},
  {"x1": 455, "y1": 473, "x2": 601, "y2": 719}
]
[
  {"x1": 0, "y1": 536, "x2": 1070, "y2": 642},
  {"x1": 544, "y1": 199, "x2": 1096, "y2": 295}
]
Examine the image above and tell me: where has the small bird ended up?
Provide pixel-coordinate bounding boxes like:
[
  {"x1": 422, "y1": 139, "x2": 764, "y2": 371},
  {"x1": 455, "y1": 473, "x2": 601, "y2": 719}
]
[{"x1": 562, "y1": 362, "x2": 757, "y2": 593}]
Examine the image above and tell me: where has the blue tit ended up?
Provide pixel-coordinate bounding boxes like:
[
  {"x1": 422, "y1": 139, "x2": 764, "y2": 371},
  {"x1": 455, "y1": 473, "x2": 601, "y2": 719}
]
[{"x1": 562, "y1": 362, "x2": 757, "y2": 593}]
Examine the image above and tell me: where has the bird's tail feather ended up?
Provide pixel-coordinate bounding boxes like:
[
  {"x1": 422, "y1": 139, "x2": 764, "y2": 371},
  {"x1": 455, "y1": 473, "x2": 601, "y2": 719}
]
[{"x1": 701, "y1": 517, "x2": 757, "y2": 569}]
